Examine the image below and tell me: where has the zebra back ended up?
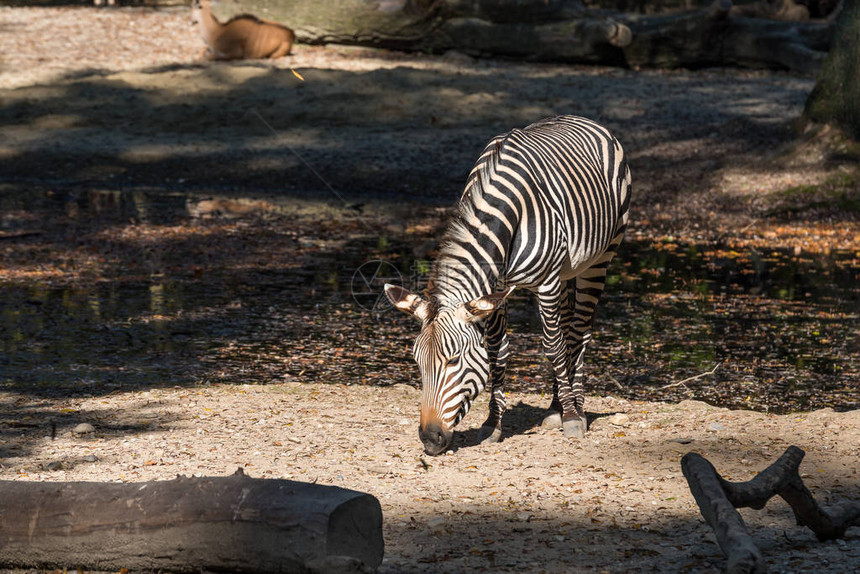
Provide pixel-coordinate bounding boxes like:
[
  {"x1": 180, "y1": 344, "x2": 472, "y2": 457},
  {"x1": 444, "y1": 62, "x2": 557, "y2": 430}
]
[{"x1": 433, "y1": 115, "x2": 631, "y2": 299}]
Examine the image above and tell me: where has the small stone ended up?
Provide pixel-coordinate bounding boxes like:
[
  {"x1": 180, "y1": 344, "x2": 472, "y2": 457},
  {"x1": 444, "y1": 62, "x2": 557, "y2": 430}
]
[
  {"x1": 708, "y1": 422, "x2": 726, "y2": 432},
  {"x1": 46, "y1": 461, "x2": 63, "y2": 471},
  {"x1": 541, "y1": 411, "x2": 562, "y2": 429},
  {"x1": 73, "y1": 423, "x2": 95, "y2": 435},
  {"x1": 608, "y1": 413, "x2": 630, "y2": 427},
  {"x1": 669, "y1": 437, "x2": 694, "y2": 444},
  {"x1": 427, "y1": 517, "x2": 448, "y2": 535},
  {"x1": 83, "y1": 454, "x2": 98, "y2": 463}
]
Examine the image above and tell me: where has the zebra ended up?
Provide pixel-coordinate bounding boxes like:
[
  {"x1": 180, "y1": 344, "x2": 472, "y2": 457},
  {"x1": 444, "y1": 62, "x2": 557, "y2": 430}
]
[{"x1": 385, "y1": 115, "x2": 631, "y2": 456}]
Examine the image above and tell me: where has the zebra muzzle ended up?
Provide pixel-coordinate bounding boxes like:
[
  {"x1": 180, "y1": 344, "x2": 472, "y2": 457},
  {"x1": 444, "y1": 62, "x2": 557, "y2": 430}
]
[{"x1": 419, "y1": 421, "x2": 453, "y2": 456}]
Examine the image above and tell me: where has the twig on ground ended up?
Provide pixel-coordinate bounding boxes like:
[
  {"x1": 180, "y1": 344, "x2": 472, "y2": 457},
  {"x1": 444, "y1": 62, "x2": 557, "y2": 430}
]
[
  {"x1": 739, "y1": 218, "x2": 759, "y2": 234},
  {"x1": 658, "y1": 362, "x2": 722, "y2": 390},
  {"x1": 607, "y1": 376, "x2": 625, "y2": 391},
  {"x1": 658, "y1": 381, "x2": 691, "y2": 392}
]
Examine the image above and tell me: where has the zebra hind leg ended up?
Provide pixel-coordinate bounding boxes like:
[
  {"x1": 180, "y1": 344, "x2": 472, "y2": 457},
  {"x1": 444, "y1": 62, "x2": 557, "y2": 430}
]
[
  {"x1": 541, "y1": 281, "x2": 573, "y2": 430},
  {"x1": 477, "y1": 307, "x2": 509, "y2": 444},
  {"x1": 563, "y1": 263, "x2": 612, "y2": 438},
  {"x1": 561, "y1": 278, "x2": 588, "y2": 439}
]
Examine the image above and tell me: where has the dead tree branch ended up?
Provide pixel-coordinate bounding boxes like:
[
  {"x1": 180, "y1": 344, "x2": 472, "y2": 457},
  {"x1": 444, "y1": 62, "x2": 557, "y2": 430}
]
[
  {"x1": 682, "y1": 446, "x2": 860, "y2": 573},
  {"x1": 682, "y1": 452, "x2": 766, "y2": 573}
]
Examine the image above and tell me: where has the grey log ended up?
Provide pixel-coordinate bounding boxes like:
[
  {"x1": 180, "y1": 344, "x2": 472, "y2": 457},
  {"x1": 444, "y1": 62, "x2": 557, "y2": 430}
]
[
  {"x1": 211, "y1": 0, "x2": 632, "y2": 62},
  {"x1": 0, "y1": 469, "x2": 384, "y2": 573}
]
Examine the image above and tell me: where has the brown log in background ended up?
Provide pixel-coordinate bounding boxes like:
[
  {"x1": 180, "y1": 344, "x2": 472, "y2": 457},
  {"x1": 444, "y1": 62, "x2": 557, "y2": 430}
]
[{"x1": 0, "y1": 469, "x2": 384, "y2": 573}]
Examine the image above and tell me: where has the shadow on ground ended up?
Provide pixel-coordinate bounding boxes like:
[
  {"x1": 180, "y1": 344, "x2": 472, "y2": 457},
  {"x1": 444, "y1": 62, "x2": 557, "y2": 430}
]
[
  {"x1": 1, "y1": 186, "x2": 857, "y2": 408},
  {"x1": 0, "y1": 62, "x2": 815, "y2": 209},
  {"x1": 381, "y1": 508, "x2": 859, "y2": 573}
]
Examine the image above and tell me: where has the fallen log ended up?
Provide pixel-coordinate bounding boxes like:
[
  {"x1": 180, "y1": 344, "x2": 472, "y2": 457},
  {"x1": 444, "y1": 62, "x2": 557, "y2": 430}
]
[
  {"x1": 620, "y1": 0, "x2": 832, "y2": 72},
  {"x1": 730, "y1": 0, "x2": 812, "y2": 21},
  {"x1": 0, "y1": 468, "x2": 384, "y2": 574},
  {"x1": 220, "y1": 0, "x2": 832, "y2": 72},
  {"x1": 682, "y1": 446, "x2": 860, "y2": 573},
  {"x1": 433, "y1": 16, "x2": 632, "y2": 64}
]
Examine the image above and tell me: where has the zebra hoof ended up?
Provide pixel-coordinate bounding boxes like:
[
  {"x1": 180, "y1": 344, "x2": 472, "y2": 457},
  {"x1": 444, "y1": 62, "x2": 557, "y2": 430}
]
[
  {"x1": 563, "y1": 418, "x2": 587, "y2": 439},
  {"x1": 541, "y1": 411, "x2": 562, "y2": 429},
  {"x1": 478, "y1": 425, "x2": 502, "y2": 444}
]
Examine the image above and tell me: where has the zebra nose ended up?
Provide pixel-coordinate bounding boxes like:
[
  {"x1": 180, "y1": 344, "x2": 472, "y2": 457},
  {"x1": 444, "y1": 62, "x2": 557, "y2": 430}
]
[{"x1": 419, "y1": 422, "x2": 452, "y2": 456}]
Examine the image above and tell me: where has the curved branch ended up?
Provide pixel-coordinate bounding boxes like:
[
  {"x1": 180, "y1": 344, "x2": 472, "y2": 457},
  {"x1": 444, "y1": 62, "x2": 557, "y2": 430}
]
[
  {"x1": 682, "y1": 446, "x2": 860, "y2": 572},
  {"x1": 681, "y1": 453, "x2": 767, "y2": 574}
]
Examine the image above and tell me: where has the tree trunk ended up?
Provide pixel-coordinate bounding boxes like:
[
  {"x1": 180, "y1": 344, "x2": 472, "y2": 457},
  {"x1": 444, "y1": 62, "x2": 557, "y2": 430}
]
[
  {"x1": 0, "y1": 469, "x2": 384, "y2": 574},
  {"x1": 216, "y1": 0, "x2": 832, "y2": 72},
  {"x1": 804, "y1": 0, "x2": 860, "y2": 137}
]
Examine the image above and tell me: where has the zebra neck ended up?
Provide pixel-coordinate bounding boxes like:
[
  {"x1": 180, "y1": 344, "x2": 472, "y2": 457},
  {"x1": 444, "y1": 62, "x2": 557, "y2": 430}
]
[
  {"x1": 429, "y1": 163, "x2": 517, "y2": 307},
  {"x1": 428, "y1": 242, "x2": 505, "y2": 307}
]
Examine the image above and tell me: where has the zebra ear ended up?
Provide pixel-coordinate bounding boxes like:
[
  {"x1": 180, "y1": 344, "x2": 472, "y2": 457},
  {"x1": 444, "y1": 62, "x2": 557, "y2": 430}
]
[
  {"x1": 461, "y1": 286, "x2": 515, "y2": 322},
  {"x1": 384, "y1": 284, "x2": 429, "y2": 321}
]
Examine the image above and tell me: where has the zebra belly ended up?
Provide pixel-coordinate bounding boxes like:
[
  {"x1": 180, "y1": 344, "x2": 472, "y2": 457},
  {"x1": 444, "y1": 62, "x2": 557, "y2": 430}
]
[
  {"x1": 558, "y1": 250, "x2": 606, "y2": 281},
  {"x1": 559, "y1": 220, "x2": 627, "y2": 281},
  {"x1": 557, "y1": 207, "x2": 626, "y2": 282}
]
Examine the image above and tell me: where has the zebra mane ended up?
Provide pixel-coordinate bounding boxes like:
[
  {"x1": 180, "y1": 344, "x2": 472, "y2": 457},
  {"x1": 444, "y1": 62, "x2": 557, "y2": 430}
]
[
  {"x1": 427, "y1": 136, "x2": 506, "y2": 304},
  {"x1": 445, "y1": 136, "x2": 504, "y2": 247}
]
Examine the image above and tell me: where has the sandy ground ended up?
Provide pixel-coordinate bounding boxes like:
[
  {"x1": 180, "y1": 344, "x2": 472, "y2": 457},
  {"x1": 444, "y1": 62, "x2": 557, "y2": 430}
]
[
  {"x1": 3, "y1": 384, "x2": 859, "y2": 573},
  {"x1": 1, "y1": 5, "x2": 859, "y2": 573}
]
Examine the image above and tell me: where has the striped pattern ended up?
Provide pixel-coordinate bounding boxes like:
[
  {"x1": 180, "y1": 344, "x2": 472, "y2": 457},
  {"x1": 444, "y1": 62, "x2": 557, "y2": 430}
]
[
  {"x1": 409, "y1": 115, "x2": 631, "y2": 443},
  {"x1": 413, "y1": 311, "x2": 488, "y2": 429}
]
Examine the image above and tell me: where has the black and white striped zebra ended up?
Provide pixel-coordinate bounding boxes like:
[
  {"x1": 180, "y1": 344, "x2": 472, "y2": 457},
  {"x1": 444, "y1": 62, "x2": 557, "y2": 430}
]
[{"x1": 385, "y1": 115, "x2": 631, "y2": 455}]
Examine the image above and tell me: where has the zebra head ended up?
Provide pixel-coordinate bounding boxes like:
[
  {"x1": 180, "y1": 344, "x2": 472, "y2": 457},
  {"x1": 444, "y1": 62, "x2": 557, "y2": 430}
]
[{"x1": 384, "y1": 284, "x2": 513, "y2": 455}]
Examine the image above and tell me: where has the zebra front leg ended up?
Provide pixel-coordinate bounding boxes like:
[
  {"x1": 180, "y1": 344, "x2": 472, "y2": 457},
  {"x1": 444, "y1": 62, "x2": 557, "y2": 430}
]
[
  {"x1": 478, "y1": 307, "x2": 509, "y2": 444},
  {"x1": 541, "y1": 378, "x2": 563, "y2": 429},
  {"x1": 537, "y1": 280, "x2": 585, "y2": 439}
]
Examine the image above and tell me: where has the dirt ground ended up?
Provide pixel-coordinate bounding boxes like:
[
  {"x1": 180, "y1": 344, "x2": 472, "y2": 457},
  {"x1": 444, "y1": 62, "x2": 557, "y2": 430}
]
[
  {"x1": 4, "y1": 385, "x2": 860, "y2": 573},
  {"x1": 1, "y1": 5, "x2": 859, "y2": 574}
]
